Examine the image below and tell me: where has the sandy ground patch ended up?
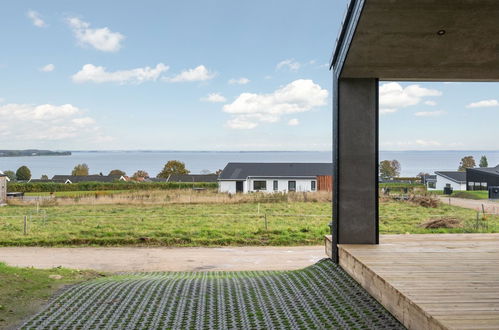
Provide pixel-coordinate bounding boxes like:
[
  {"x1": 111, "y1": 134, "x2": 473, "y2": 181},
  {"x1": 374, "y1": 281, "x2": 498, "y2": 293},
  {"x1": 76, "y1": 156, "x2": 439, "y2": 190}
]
[{"x1": 0, "y1": 246, "x2": 325, "y2": 272}]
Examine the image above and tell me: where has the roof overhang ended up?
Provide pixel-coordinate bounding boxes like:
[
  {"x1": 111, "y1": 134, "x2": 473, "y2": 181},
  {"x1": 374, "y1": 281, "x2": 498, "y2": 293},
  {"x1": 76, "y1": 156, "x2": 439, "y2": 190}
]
[{"x1": 331, "y1": 0, "x2": 499, "y2": 81}]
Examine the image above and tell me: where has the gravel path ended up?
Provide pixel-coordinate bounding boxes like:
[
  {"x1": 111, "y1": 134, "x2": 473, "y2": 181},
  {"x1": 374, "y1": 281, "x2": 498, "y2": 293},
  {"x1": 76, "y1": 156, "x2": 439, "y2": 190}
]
[
  {"x1": 0, "y1": 246, "x2": 325, "y2": 272},
  {"x1": 22, "y1": 259, "x2": 404, "y2": 330},
  {"x1": 438, "y1": 196, "x2": 499, "y2": 213}
]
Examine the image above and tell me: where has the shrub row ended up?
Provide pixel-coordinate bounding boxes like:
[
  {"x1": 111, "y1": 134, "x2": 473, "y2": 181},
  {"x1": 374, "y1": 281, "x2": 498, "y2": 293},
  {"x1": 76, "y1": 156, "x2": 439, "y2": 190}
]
[
  {"x1": 379, "y1": 183, "x2": 426, "y2": 190},
  {"x1": 7, "y1": 181, "x2": 218, "y2": 193}
]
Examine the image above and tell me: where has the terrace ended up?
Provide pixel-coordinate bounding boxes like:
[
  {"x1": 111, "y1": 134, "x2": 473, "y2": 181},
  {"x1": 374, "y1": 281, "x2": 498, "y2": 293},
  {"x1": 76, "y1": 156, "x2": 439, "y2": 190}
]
[{"x1": 330, "y1": 0, "x2": 499, "y2": 329}]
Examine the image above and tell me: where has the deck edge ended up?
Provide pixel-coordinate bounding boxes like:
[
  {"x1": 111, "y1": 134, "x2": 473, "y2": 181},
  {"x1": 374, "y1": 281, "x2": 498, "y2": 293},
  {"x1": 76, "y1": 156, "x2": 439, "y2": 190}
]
[{"x1": 337, "y1": 242, "x2": 448, "y2": 330}]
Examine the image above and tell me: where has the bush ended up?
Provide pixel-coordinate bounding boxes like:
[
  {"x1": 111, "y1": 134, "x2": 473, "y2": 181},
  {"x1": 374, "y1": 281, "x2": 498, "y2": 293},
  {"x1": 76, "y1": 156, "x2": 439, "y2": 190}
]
[{"x1": 7, "y1": 181, "x2": 218, "y2": 193}]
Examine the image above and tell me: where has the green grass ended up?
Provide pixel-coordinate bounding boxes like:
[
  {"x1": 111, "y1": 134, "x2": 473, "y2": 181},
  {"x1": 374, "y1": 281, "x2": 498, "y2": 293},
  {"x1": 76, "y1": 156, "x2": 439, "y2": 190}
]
[
  {"x1": 432, "y1": 190, "x2": 489, "y2": 199},
  {"x1": 0, "y1": 201, "x2": 497, "y2": 247},
  {"x1": 0, "y1": 263, "x2": 100, "y2": 329}
]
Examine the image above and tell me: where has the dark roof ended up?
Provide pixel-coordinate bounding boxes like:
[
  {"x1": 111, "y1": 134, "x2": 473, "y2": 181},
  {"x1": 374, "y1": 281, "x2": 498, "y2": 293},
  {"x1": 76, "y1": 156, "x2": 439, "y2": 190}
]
[
  {"x1": 435, "y1": 171, "x2": 466, "y2": 184},
  {"x1": 468, "y1": 165, "x2": 499, "y2": 176},
  {"x1": 219, "y1": 163, "x2": 332, "y2": 180},
  {"x1": 51, "y1": 175, "x2": 123, "y2": 183},
  {"x1": 169, "y1": 174, "x2": 218, "y2": 183}
]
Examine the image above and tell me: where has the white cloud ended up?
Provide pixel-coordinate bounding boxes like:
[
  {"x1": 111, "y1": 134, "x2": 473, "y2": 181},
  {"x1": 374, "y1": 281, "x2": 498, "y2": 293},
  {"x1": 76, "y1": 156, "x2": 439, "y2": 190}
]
[
  {"x1": 228, "y1": 77, "x2": 250, "y2": 85},
  {"x1": 72, "y1": 117, "x2": 96, "y2": 126},
  {"x1": 288, "y1": 118, "x2": 299, "y2": 126},
  {"x1": 72, "y1": 63, "x2": 168, "y2": 84},
  {"x1": 276, "y1": 59, "x2": 301, "y2": 71},
  {"x1": 226, "y1": 117, "x2": 258, "y2": 130},
  {"x1": 223, "y1": 79, "x2": 328, "y2": 129},
  {"x1": 166, "y1": 65, "x2": 216, "y2": 82},
  {"x1": 201, "y1": 93, "x2": 226, "y2": 103},
  {"x1": 380, "y1": 109, "x2": 398, "y2": 115},
  {"x1": 27, "y1": 10, "x2": 46, "y2": 28},
  {"x1": 0, "y1": 103, "x2": 106, "y2": 142},
  {"x1": 40, "y1": 64, "x2": 55, "y2": 72},
  {"x1": 414, "y1": 110, "x2": 447, "y2": 117},
  {"x1": 424, "y1": 100, "x2": 437, "y2": 106},
  {"x1": 466, "y1": 99, "x2": 499, "y2": 108},
  {"x1": 379, "y1": 82, "x2": 441, "y2": 113},
  {"x1": 67, "y1": 17, "x2": 124, "y2": 52}
]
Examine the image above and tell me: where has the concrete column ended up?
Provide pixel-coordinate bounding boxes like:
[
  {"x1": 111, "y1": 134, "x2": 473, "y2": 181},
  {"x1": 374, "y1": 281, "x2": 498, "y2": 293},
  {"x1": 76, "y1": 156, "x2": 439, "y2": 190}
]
[{"x1": 332, "y1": 77, "x2": 379, "y2": 262}]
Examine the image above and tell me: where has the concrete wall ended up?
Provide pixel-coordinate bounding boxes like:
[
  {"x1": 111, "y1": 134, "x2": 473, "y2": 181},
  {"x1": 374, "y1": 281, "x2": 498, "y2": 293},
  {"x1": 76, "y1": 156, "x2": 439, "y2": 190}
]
[
  {"x1": 334, "y1": 78, "x2": 378, "y2": 246},
  {"x1": 435, "y1": 175, "x2": 466, "y2": 191}
]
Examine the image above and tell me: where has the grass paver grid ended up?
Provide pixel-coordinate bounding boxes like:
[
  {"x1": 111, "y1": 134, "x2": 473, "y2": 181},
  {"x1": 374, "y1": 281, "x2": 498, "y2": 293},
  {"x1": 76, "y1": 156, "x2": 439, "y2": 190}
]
[{"x1": 23, "y1": 259, "x2": 404, "y2": 329}]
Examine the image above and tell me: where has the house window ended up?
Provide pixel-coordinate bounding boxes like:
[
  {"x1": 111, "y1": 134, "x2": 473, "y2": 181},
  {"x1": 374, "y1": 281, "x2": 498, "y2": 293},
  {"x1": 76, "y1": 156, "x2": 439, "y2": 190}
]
[
  {"x1": 428, "y1": 182, "x2": 436, "y2": 189},
  {"x1": 273, "y1": 180, "x2": 278, "y2": 191},
  {"x1": 253, "y1": 180, "x2": 266, "y2": 191},
  {"x1": 288, "y1": 181, "x2": 296, "y2": 191},
  {"x1": 311, "y1": 180, "x2": 316, "y2": 191}
]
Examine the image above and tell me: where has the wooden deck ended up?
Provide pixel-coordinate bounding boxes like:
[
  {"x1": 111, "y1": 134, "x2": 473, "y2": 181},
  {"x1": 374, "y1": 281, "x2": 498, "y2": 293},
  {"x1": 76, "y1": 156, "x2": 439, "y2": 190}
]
[{"x1": 325, "y1": 234, "x2": 499, "y2": 330}]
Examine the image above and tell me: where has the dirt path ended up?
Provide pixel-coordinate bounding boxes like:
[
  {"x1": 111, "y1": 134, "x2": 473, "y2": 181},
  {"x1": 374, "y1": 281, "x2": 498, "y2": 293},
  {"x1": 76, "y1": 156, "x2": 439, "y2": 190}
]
[
  {"x1": 438, "y1": 196, "x2": 499, "y2": 213},
  {"x1": 0, "y1": 246, "x2": 325, "y2": 272}
]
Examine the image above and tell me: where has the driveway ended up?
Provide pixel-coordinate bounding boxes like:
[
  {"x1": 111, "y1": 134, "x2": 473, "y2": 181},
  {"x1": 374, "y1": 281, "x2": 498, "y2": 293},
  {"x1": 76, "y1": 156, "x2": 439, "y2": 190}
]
[
  {"x1": 438, "y1": 196, "x2": 499, "y2": 213},
  {"x1": 0, "y1": 246, "x2": 325, "y2": 272}
]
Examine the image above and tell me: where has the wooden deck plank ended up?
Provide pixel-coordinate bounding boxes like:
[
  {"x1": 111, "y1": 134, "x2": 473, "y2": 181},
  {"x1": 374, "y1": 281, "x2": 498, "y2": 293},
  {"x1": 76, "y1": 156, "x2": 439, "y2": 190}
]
[{"x1": 326, "y1": 234, "x2": 499, "y2": 330}]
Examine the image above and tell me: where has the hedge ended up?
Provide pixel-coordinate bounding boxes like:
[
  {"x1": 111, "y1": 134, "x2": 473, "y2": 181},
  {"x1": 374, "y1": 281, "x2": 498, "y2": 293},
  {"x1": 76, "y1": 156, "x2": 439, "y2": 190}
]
[
  {"x1": 7, "y1": 181, "x2": 218, "y2": 193},
  {"x1": 379, "y1": 183, "x2": 426, "y2": 190}
]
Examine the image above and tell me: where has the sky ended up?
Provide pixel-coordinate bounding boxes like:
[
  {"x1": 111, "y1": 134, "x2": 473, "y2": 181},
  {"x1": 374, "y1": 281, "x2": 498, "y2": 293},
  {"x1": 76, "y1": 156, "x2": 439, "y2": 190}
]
[{"x1": 0, "y1": 1, "x2": 498, "y2": 151}]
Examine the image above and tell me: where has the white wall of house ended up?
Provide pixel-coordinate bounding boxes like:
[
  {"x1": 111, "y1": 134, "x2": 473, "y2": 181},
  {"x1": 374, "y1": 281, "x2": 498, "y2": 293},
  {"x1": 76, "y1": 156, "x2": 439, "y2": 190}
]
[
  {"x1": 435, "y1": 175, "x2": 466, "y2": 191},
  {"x1": 219, "y1": 178, "x2": 317, "y2": 193}
]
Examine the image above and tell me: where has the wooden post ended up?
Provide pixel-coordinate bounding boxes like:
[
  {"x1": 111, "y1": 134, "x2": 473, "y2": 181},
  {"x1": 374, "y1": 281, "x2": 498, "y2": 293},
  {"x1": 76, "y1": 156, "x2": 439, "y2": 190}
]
[
  {"x1": 23, "y1": 215, "x2": 28, "y2": 235},
  {"x1": 264, "y1": 214, "x2": 268, "y2": 231}
]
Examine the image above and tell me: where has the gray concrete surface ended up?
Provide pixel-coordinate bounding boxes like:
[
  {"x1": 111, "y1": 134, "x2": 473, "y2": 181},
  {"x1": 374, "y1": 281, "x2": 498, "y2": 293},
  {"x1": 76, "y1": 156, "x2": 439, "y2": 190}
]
[{"x1": 0, "y1": 246, "x2": 325, "y2": 272}]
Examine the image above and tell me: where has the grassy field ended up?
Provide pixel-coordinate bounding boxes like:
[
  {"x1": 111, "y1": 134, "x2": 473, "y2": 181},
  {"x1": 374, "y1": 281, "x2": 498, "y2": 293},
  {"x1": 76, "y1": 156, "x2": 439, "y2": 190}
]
[
  {"x1": 0, "y1": 263, "x2": 99, "y2": 328},
  {"x1": 0, "y1": 198, "x2": 497, "y2": 247}
]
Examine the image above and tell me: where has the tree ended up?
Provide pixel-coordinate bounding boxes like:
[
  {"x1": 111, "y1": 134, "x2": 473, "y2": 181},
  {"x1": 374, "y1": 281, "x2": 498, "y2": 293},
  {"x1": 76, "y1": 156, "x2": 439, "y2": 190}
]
[
  {"x1": 200, "y1": 169, "x2": 211, "y2": 174},
  {"x1": 41, "y1": 174, "x2": 49, "y2": 180},
  {"x1": 458, "y1": 156, "x2": 475, "y2": 171},
  {"x1": 72, "y1": 163, "x2": 89, "y2": 176},
  {"x1": 3, "y1": 170, "x2": 16, "y2": 181},
  {"x1": 16, "y1": 166, "x2": 31, "y2": 181},
  {"x1": 157, "y1": 160, "x2": 190, "y2": 178},
  {"x1": 109, "y1": 169, "x2": 126, "y2": 176},
  {"x1": 132, "y1": 170, "x2": 149, "y2": 180},
  {"x1": 379, "y1": 160, "x2": 401, "y2": 180},
  {"x1": 416, "y1": 172, "x2": 430, "y2": 182},
  {"x1": 479, "y1": 155, "x2": 488, "y2": 168}
]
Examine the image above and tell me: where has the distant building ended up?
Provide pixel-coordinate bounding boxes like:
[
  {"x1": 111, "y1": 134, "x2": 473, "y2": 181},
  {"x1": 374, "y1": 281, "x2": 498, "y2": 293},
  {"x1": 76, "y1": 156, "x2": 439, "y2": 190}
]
[
  {"x1": 0, "y1": 174, "x2": 7, "y2": 205},
  {"x1": 218, "y1": 162, "x2": 332, "y2": 194},
  {"x1": 422, "y1": 175, "x2": 437, "y2": 190},
  {"x1": 50, "y1": 175, "x2": 127, "y2": 184},
  {"x1": 466, "y1": 165, "x2": 499, "y2": 191},
  {"x1": 434, "y1": 171, "x2": 467, "y2": 191}
]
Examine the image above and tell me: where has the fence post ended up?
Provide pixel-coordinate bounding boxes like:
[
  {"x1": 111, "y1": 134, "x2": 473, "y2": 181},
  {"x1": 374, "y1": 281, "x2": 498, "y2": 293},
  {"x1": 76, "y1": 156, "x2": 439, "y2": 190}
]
[
  {"x1": 23, "y1": 215, "x2": 28, "y2": 235},
  {"x1": 257, "y1": 203, "x2": 260, "y2": 214},
  {"x1": 264, "y1": 213, "x2": 268, "y2": 231}
]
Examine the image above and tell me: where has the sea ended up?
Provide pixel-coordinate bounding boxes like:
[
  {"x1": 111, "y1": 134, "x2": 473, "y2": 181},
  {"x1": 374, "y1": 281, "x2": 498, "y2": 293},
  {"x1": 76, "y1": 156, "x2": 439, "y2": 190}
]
[{"x1": 1, "y1": 150, "x2": 499, "y2": 179}]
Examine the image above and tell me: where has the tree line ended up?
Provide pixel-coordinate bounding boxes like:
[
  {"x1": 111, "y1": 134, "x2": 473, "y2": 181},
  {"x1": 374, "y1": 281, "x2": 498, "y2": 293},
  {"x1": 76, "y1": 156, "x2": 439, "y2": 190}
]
[
  {"x1": 3, "y1": 160, "x2": 221, "y2": 182},
  {"x1": 379, "y1": 155, "x2": 493, "y2": 180}
]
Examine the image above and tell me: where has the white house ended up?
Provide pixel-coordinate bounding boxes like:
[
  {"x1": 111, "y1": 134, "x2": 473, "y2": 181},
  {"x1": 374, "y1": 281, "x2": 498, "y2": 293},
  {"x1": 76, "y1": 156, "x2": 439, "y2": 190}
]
[
  {"x1": 218, "y1": 162, "x2": 332, "y2": 194},
  {"x1": 433, "y1": 171, "x2": 467, "y2": 191}
]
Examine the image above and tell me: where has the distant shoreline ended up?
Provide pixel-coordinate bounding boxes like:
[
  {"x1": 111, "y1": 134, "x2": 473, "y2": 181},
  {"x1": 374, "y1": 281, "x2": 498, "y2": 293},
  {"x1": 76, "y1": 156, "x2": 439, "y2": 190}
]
[{"x1": 0, "y1": 150, "x2": 71, "y2": 157}]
